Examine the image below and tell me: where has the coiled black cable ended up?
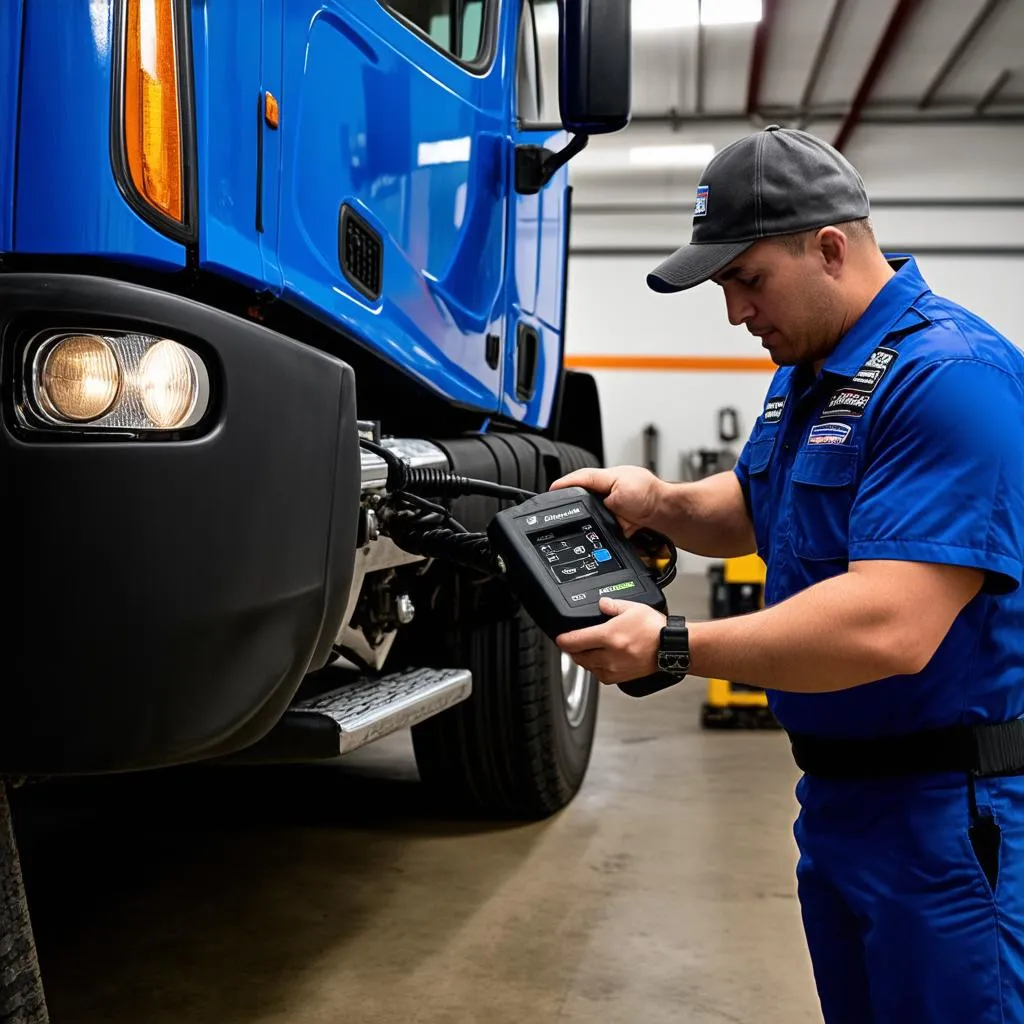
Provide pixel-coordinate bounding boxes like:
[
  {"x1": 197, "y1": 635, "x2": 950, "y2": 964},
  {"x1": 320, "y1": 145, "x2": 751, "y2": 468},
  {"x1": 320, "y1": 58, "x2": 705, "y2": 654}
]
[
  {"x1": 381, "y1": 506, "x2": 498, "y2": 576},
  {"x1": 402, "y1": 466, "x2": 536, "y2": 503}
]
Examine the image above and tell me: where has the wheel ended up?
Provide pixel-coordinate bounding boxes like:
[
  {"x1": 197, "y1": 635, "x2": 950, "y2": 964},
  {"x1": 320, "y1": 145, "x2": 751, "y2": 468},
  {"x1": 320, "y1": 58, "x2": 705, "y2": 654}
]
[
  {"x1": 409, "y1": 437, "x2": 602, "y2": 818},
  {"x1": 411, "y1": 606, "x2": 600, "y2": 820}
]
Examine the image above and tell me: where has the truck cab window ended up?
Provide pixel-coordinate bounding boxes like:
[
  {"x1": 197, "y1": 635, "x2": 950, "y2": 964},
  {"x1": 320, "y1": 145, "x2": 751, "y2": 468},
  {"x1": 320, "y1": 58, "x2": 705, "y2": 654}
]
[
  {"x1": 518, "y1": 0, "x2": 560, "y2": 127},
  {"x1": 384, "y1": 0, "x2": 489, "y2": 64}
]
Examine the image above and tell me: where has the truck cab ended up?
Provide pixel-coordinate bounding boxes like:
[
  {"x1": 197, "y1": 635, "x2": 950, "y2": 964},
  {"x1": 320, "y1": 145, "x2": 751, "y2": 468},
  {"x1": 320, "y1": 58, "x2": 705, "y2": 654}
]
[{"x1": 0, "y1": 0, "x2": 630, "y2": 818}]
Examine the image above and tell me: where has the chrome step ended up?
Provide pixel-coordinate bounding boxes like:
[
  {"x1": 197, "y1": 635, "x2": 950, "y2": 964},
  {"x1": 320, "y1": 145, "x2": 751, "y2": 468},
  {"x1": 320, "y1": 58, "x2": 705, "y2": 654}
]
[
  {"x1": 225, "y1": 667, "x2": 472, "y2": 764},
  {"x1": 293, "y1": 667, "x2": 472, "y2": 753}
]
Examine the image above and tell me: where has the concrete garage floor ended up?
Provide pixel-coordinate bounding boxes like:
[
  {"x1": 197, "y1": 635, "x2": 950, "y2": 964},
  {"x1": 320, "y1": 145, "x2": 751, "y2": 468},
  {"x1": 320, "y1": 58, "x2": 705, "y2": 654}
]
[{"x1": 13, "y1": 574, "x2": 821, "y2": 1023}]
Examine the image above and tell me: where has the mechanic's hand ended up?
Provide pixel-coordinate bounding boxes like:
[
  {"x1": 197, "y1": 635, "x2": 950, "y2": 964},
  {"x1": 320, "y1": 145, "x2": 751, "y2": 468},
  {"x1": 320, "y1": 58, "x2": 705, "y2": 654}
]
[
  {"x1": 555, "y1": 598, "x2": 664, "y2": 685},
  {"x1": 550, "y1": 466, "x2": 666, "y2": 538}
]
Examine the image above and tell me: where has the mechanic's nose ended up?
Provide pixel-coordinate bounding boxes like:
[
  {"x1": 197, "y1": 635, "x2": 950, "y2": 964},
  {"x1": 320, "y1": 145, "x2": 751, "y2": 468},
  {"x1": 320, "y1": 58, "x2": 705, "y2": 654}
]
[{"x1": 723, "y1": 287, "x2": 754, "y2": 327}]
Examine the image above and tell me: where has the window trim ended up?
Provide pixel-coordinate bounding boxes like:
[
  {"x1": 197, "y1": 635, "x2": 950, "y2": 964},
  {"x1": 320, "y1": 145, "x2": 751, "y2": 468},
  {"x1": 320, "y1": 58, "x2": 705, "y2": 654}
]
[{"x1": 378, "y1": 0, "x2": 501, "y2": 75}]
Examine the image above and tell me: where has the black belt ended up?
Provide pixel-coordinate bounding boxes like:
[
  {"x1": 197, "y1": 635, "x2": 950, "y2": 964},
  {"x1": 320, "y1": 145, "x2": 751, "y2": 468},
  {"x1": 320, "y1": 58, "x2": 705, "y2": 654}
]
[{"x1": 788, "y1": 719, "x2": 1024, "y2": 779}]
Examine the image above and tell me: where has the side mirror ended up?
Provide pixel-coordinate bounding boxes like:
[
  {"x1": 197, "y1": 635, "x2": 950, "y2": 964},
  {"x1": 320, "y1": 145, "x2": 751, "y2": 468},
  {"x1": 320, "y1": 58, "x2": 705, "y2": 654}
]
[
  {"x1": 559, "y1": 0, "x2": 632, "y2": 135},
  {"x1": 515, "y1": 0, "x2": 631, "y2": 195}
]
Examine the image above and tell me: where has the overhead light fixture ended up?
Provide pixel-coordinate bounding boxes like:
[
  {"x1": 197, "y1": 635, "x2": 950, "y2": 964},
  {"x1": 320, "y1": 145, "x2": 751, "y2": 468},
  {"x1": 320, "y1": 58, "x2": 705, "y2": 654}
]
[
  {"x1": 538, "y1": 1, "x2": 762, "y2": 34},
  {"x1": 629, "y1": 144, "x2": 716, "y2": 168},
  {"x1": 698, "y1": 0, "x2": 763, "y2": 27}
]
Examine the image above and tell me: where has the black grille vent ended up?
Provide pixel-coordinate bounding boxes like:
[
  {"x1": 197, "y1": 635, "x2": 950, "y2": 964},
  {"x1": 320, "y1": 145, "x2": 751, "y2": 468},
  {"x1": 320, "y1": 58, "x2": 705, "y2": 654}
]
[{"x1": 339, "y1": 205, "x2": 383, "y2": 300}]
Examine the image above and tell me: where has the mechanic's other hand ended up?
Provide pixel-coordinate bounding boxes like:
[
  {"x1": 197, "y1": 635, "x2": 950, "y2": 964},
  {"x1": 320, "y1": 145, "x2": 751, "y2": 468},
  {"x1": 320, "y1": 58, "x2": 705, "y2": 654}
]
[
  {"x1": 555, "y1": 598, "x2": 663, "y2": 685},
  {"x1": 550, "y1": 466, "x2": 665, "y2": 537}
]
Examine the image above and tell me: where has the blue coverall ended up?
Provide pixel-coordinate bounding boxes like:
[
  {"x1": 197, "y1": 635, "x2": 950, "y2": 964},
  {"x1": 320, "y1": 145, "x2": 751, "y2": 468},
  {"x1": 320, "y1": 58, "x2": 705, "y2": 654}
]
[{"x1": 733, "y1": 256, "x2": 1024, "y2": 1023}]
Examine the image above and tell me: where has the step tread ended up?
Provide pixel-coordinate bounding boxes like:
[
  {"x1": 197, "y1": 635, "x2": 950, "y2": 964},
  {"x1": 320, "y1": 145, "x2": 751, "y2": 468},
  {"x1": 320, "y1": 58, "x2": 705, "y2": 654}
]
[{"x1": 293, "y1": 667, "x2": 472, "y2": 753}]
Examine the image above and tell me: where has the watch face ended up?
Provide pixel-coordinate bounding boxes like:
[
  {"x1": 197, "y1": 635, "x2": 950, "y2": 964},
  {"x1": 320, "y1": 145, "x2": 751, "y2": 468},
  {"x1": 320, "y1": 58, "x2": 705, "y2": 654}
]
[{"x1": 658, "y1": 652, "x2": 690, "y2": 675}]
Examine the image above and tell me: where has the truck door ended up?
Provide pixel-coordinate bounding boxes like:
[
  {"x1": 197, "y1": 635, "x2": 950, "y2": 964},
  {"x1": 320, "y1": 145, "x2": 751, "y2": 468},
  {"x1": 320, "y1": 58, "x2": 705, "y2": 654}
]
[
  {"x1": 275, "y1": 1, "x2": 508, "y2": 411},
  {"x1": 503, "y1": 0, "x2": 570, "y2": 429}
]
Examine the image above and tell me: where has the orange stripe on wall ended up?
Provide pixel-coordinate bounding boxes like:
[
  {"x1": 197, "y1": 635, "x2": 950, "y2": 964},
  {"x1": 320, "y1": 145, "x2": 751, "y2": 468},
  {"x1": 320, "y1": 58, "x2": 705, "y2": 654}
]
[{"x1": 564, "y1": 354, "x2": 775, "y2": 372}]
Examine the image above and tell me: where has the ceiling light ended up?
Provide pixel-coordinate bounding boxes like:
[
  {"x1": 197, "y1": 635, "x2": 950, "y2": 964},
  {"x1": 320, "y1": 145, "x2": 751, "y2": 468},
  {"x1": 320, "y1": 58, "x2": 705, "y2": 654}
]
[
  {"x1": 699, "y1": 0, "x2": 763, "y2": 27},
  {"x1": 629, "y1": 144, "x2": 716, "y2": 168}
]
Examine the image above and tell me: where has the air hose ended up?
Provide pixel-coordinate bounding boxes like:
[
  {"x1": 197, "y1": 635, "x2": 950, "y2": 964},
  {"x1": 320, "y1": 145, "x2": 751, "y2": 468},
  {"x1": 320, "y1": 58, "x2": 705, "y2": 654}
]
[{"x1": 361, "y1": 439, "x2": 535, "y2": 503}]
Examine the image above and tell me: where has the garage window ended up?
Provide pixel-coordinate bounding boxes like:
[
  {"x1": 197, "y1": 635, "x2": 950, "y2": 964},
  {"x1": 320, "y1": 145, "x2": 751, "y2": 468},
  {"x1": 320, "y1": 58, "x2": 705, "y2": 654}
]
[{"x1": 382, "y1": 1, "x2": 496, "y2": 69}]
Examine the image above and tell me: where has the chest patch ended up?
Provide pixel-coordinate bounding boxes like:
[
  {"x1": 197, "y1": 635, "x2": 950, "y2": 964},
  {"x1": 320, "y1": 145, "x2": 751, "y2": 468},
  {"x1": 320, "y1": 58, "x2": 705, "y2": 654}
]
[
  {"x1": 851, "y1": 346, "x2": 899, "y2": 393},
  {"x1": 763, "y1": 395, "x2": 787, "y2": 423},
  {"x1": 808, "y1": 422, "x2": 853, "y2": 446},
  {"x1": 822, "y1": 389, "x2": 871, "y2": 418}
]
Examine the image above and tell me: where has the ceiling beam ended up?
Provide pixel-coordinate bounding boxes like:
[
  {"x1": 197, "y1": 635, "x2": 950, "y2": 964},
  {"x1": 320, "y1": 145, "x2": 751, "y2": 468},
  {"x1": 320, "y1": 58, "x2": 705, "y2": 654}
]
[
  {"x1": 745, "y1": 0, "x2": 779, "y2": 116},
  {"x1": 976, "y1": 68, "x2": 1013, "y2": 114},
  {"x1": 833, "y1": 0, "x2": 923, "y2": 152},
  {"x1": 920, "y1": 0, "x2": 1006, "y2": 109},
  {"x1": 798, "y1": 0, "x2": 847, "y2": 127}
]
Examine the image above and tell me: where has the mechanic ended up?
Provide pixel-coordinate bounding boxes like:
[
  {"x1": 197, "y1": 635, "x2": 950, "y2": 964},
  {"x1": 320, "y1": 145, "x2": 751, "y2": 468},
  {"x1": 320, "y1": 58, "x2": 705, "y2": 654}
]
[{"x1": 552, "y1": 126, "x2": 1024, "y2": 1023}]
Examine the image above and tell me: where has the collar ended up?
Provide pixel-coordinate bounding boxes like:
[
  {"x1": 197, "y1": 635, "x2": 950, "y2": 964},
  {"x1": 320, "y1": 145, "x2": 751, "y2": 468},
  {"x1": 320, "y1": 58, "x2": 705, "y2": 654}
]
[{"x1": 820, "y1": 255, "x2": 932, "y2": 378}]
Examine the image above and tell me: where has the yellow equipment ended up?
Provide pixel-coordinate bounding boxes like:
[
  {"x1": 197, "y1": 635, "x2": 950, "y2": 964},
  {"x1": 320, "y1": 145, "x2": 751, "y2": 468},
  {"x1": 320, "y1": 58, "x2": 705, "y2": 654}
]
[{"x1": 701, "y1": 553, "x2": 780, "y2": 729}]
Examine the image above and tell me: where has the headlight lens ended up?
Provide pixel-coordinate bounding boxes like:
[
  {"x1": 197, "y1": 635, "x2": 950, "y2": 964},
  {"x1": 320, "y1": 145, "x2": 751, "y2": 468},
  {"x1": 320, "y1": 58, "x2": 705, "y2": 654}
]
[
  {"x1": 39, "y1": 335, "x2": 121, "y2": 422},
  {"x1": 138, "y1": 339, "x2": 198, "y2": 428},
  {"x1": 27, "y1": 332, "x2": 209, "y2": 433}
]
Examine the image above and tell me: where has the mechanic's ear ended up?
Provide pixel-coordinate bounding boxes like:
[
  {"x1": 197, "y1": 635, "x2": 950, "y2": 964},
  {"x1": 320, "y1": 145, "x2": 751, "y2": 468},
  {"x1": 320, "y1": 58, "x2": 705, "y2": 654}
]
[{"x1": 816, "y1": 226, "x2": 848, "y2": 279}]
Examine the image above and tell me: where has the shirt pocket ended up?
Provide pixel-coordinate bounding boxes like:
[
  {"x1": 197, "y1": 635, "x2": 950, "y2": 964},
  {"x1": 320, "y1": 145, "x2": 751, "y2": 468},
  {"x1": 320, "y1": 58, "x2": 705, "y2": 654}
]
[
  {"x1": 790, "y1": 446, "x2": 859, "y2": 562},
  {"x1": 747, "y1": 434, "x2": 776, "y2": 559}
]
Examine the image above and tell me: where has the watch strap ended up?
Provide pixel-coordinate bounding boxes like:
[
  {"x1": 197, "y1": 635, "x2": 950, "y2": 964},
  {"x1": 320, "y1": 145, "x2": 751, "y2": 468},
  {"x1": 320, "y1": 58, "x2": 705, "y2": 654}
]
[{"x1": 658, "y1": 614, "x2": 690, "y2": 676}]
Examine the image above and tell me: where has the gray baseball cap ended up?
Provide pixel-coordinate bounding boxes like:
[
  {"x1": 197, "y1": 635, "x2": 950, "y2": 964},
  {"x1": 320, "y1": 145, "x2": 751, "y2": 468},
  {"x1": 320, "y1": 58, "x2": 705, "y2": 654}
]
[{"x1": 647, "y1": 126, "x2": 870, "y2": 293}]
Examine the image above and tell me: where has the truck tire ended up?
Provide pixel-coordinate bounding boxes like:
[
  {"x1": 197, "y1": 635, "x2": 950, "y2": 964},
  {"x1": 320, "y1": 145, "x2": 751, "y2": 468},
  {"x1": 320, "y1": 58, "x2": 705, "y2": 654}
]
[
  {"x1": 411, "y1": 607, "x2": 598, "y2": 819},
  {"x1": 411, "y1": 438, "x2": 601, "y2": 819}
]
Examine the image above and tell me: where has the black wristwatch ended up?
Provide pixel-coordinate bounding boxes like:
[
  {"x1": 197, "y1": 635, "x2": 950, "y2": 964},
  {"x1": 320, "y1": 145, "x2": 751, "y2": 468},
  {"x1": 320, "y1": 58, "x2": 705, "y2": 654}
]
[{"x1": 657, "y1": 614, "x2": 691, "y2": 678}]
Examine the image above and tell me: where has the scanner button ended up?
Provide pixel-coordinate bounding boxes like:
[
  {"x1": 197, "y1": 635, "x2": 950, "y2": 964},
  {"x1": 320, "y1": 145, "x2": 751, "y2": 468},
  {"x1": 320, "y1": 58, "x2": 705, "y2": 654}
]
[{"x1": 594, "y1": 548, "x2": 612, "y2": 562}]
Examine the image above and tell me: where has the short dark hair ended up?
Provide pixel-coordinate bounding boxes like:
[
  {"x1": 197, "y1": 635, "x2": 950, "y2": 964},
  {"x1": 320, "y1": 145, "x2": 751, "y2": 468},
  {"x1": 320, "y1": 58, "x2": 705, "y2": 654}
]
[{"x1": 772, "y1": 218, "x2": 876, "y2": 255}]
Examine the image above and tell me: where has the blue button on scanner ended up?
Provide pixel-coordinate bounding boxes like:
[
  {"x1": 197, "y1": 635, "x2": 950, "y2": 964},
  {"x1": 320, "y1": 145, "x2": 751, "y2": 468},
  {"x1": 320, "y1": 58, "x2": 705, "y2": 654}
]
[{"x1": 594, "y1": 548, "x2": 612, "y2": 562}]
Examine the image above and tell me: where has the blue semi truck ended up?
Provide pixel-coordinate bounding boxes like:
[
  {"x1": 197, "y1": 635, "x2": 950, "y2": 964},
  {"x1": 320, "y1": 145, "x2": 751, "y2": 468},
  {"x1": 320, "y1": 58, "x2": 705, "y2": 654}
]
[{"x1": 0, "y1": 0, "x2": 631, "y2": 819}]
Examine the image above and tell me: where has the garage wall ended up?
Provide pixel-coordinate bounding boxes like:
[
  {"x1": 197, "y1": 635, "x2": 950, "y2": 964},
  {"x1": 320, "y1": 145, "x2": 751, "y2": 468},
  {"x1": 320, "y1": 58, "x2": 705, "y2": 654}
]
[
  {"x1": 565, "y1": 248, "x2": 1024, "y2": 472},
  {"x1": 565, "y1": 124, "x2": 1024, "y2": 474}
]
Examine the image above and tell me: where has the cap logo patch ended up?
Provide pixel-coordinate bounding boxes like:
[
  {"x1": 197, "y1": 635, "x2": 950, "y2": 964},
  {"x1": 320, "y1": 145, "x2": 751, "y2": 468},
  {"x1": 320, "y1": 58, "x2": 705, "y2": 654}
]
[{"x1": 694, "y1": 185, "x2": 709, "y2": 218}]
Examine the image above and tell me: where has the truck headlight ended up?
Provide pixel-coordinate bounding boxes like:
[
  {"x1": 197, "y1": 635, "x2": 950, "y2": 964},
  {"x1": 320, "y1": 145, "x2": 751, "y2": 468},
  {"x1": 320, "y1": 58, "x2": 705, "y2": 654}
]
[
  {"x1": 39, "y1": 335, "x2": 121, "y2": 422},
  {"x1": 138, "y1": 339, "x2": 200, "y2": 428},
  {"x1": 27, "y1": 332, "x2": 209, "y2": 433}
]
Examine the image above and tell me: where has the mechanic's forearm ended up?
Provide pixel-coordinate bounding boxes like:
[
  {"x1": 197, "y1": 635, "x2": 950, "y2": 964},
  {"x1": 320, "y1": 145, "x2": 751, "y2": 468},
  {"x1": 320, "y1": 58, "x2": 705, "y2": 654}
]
[
  {"x1": 653, "y1": 472, "x2": 756, "y2": 558},
  {"x1": 688, "y1": 570, "x2": 919, "y2": 693}
]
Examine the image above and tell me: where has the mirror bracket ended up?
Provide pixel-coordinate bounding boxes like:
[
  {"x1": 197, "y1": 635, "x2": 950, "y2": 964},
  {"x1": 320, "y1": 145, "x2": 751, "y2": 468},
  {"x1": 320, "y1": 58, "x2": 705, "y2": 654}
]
[{"x1": 514, "y1": 134, "x2": 589, "y2": 196}]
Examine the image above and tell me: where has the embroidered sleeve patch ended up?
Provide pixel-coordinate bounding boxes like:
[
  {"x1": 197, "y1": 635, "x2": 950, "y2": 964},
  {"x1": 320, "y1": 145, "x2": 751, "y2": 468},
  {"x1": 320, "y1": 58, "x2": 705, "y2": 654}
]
[
  {"x1": 808, "y1": 422, "x2": 853, "y2": 445},
  {"x1": 763, "y1": 395, "x2": 787, "y2": 423}
]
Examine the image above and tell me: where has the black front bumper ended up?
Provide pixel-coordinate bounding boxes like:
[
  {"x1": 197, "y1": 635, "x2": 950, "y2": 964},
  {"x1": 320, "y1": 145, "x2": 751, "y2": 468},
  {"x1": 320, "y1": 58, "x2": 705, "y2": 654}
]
[{"x1": 0, "y1": 274, "x2": 360, "y2": 775}]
